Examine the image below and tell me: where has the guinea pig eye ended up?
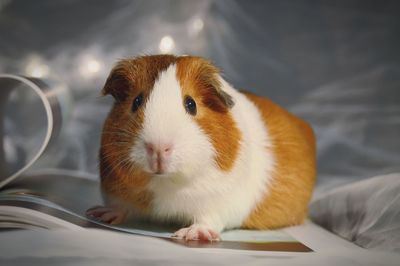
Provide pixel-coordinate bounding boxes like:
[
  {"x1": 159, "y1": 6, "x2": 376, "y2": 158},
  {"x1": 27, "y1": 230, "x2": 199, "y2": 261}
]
[
  {"x1": 184, "y1": 96, "x2": 197, "y2": 116},
  {"x1": 132, "y1": 93, "x2": 143, "y2": 113}
]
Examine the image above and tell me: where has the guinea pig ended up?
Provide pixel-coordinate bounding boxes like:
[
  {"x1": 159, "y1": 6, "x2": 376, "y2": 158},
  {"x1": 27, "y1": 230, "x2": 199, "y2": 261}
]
[{"x1": 86, "y1": 54, "x2": 316, "y2": 241}]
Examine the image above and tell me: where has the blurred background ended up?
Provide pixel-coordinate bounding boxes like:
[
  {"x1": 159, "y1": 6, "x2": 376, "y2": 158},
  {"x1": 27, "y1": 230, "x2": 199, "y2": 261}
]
[{"x1": 1, "y1": 0, "x2": 399, "y2": 190}]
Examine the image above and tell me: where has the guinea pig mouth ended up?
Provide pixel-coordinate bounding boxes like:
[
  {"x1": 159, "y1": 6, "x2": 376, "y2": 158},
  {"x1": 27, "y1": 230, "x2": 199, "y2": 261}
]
[
  {"x1": 153, "y1": 169, "x2": 167, "y2": 175},
  {"x1": 152, "y1": 172, "x2": 170, "y2": 178},
  {"x1": 150, "y1": 168, "x2": 176, "y2": 178}
]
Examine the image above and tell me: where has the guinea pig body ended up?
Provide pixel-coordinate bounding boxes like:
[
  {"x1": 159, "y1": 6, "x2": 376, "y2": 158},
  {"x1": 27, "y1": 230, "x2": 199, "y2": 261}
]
[{"x1": 87, "y1": 55, "x2": 316, "y2": 241}]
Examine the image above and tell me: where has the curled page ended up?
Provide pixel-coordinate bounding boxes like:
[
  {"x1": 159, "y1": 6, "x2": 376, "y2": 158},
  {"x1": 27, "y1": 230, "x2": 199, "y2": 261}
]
[{"x1": 0, "y1": 74, "x2": 67, "y2": 188}]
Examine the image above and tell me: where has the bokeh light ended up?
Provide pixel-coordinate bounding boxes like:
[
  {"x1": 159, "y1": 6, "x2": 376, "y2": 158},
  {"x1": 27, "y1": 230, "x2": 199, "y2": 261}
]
[
  {"x1": 188, "y1": 17, "x2": 204, "y2": 37},
  {"x1": 159, "y1": 35, "x2": 175, "y2": 53},
  {"x1": 79, "y1": 55, "x2": 103, "y2": 78},
  {"x1": 87, "y1": 59, "x2": 101, "y2": 73},
  {"x1": 25, "y1": 55, "x2": 50, "y2": 78}
]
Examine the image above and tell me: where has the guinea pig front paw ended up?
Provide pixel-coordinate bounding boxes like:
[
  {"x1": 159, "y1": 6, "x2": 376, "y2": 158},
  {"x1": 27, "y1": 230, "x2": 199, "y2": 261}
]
[
  {"x1": 86, "y1": 205, "x2": 127, "y2": 225},
  {"x1": 172, "y1": 224, "x2": 220, "y2": 241}
]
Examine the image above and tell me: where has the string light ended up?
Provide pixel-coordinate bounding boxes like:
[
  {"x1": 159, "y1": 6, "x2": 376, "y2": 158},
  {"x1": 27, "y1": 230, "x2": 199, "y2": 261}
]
[
  {"x1": 86, "y1": 59, "x2": 101, "y2": 73},
  {"x1": 159, "y1": 35, "x2": 175, "y2": 53},
  {"x1": 25, "y1": 55, "x2": 50, "y2": 78},
  {"x1": 79, "y1": 55, "x2": 102, "y2": 78},
  {"x1": 189, "y1": 18, "x2": 204, "y2": 37}
]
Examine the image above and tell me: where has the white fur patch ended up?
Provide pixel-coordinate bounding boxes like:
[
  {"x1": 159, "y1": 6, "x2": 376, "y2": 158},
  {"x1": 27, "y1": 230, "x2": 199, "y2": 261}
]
[{"x1": 130, "y1": 65, "x2": 275, "y2": 232}]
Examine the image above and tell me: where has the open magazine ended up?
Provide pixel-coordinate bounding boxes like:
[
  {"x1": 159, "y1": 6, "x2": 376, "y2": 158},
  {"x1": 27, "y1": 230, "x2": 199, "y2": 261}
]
[
  {"x1": 0, "y1": 170, "x2": 313, "y2": 252},
  {"x1": 0, "y1": 74, "x2": 356, "y2": 254}
]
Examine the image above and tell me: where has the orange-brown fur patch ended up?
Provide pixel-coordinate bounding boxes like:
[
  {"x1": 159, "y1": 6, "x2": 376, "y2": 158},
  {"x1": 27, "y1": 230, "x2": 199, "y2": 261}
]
[
  {"x1": 241, "y1": 92, "x2": 316, "y2": 229},
  {"x1": 100, "y1": 148, "x2": 152, "y2": 212},
  {"x1": 100, "y1": 117, "x2": 153, "y2": 212},
  {"x1": 176, "y1": 56, "x2": 241, "y2": 171}
]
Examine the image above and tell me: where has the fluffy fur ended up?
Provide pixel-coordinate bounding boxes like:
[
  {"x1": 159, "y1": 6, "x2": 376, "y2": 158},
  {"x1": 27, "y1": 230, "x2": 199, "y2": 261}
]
[{"x1": 88, "y1": 55, "x2": 316, "y2": 241}]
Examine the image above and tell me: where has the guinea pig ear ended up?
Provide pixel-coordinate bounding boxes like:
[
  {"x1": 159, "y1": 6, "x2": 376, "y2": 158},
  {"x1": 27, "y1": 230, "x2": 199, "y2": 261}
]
[
  {"x1": 201, "y1": 74, "x2": 235, "y2": 112},
  {"x1": 101, "y1": 72, "x2": 129, "y2": 102},
  {"x1": 216, "y1": 87, "x2": 235, "y2": 109}
]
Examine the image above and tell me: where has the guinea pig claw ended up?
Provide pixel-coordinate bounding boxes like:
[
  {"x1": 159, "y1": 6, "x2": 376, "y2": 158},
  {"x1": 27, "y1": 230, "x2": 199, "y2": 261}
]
[
  {"x1": 86, "y1": 205, "x2": 127, "y2": 225},
  {"x1": 173, "y1": 224, "x2": 220, "y2": 242}
]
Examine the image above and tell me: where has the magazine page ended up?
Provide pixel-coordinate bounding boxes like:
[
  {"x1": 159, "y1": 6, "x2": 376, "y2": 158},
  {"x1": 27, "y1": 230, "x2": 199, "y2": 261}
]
[{"x1": 0, "y1": 75, "x2": 69, "y2": 189}]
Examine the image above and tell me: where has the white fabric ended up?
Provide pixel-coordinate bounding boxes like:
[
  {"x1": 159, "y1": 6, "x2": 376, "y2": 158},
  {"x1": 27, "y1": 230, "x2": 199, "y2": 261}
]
[{"x1": 310, "y1": 173, "x2": 400, "y2": 252}]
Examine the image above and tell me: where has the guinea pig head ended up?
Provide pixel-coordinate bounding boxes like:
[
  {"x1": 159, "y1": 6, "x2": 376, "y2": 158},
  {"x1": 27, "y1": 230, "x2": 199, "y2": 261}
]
[{"x1": 101, "y1": 55, "x2": 241, "y2": 178}]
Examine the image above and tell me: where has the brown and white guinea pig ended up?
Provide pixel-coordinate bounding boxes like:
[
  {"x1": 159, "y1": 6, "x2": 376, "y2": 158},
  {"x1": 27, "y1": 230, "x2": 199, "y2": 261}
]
[{"x1": 86, "y1": 54, "x2": 316, "y2": 241}]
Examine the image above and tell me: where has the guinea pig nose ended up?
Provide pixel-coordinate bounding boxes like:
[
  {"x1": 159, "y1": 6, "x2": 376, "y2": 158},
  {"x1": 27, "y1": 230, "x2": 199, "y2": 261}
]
[
  {"x1": 145, "y1": 143, "x2": 173, "y2": 156},
  {"x1": 145, "y1": 143, "x2": 155, "y2": 155},
  {"x1": 162, "y1": 144, "x2": 173, "y2": 155}
]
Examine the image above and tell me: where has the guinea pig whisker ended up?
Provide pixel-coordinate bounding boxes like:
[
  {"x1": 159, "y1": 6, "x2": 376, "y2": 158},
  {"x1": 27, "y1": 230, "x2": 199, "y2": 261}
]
[
  {"x1": 98, "y1": 147, "x2": 127, "y2": 159},
  {"x1": 96, "y1": 152, "x2": 129, "y2": 168},
  {"x1": 114, "y1": 157, "x2": 135, "y2": 173},
  {"x1": 99, "y1": 149, "x2": 127, "y2": 161},
  {"x1": 96, "y1": 151, "x2": 129, "y2": 169},
  {"x1": 100, "y1": 156, "x2": 134, "y2": 179},
  {"x1": 120, "y1": 158, "x2": 135, "y2": 172},
  {"x1": 94, "y1": 152, "x2": 125, "y2": 170}
]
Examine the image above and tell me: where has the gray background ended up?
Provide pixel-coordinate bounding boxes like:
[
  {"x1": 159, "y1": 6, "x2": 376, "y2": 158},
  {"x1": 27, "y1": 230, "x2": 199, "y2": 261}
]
[{"x1": 1, "y1": 0, "x2": 399, "y2": 188}]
